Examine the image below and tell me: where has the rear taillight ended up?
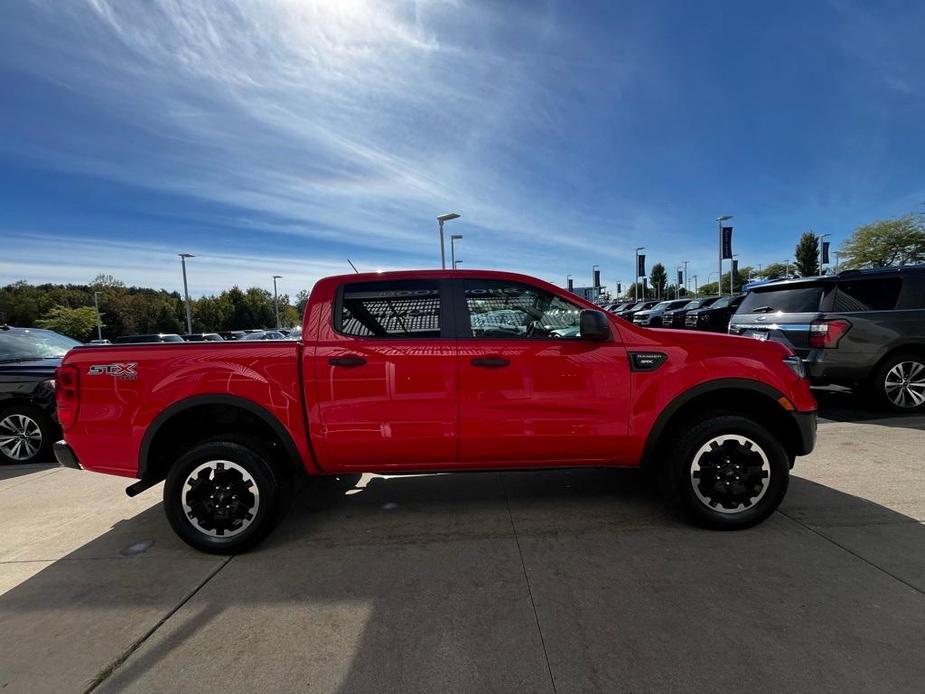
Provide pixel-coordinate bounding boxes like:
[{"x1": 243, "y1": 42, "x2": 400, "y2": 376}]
[
  {"x1": 55, "y1": 364, "x2": 80, "y2": 430},
  {"x1": 809, "y1": 319, "x2": 851, "y2": 349}
]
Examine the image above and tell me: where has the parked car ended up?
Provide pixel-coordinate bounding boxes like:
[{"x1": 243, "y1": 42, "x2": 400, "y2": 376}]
[
  {"x1": 633, "y1": 299, "x2": 692, "y2": 328},
  {"x1": 616, "y1": 300, "x2": 659, "y2": 322},
  {"x1": 218, "y1": 331, "x2": 247, "y2": 341},
  {"x1": 0, "y1": 326, "x2": 80, "y2": 464},
  {"x1": 605, "y1": 301, "x2": 634, "y2": 314},
  {"x1": 56, "y1": 269, "x2": 816, "y2": 553},
  {"x1": 181, "y1": 333, "x2": 224, "y2": 342},
  {"x1": 685, "y1": 295, "x2": 745, "y2": 332},
  {"x1": 730, "y1": 266, "x2": 925, "y2": 412},
  {"x1": 663, "y1": 297, "x2": 721, "y2": 329},
  {"x1": 113, "y1": 334, "x2": 185, "y2": 344},
  {"x1": 88, "y1": 339, "x2": 111, "y2": 345},
  {"x1": 240, "y1": 330, "x2": 288, "y2": 341}
]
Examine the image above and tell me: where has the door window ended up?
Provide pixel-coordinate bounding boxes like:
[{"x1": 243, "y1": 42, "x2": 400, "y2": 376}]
[
  {"x1": 464, "y1": 279, "x2": 581, "y2": 338},
  {"x1": 337, "y1": 280, "x2": 442, "y2": 337},
  {"x1": 834, "y1": 278, "x2": 902, "y2": 312}
]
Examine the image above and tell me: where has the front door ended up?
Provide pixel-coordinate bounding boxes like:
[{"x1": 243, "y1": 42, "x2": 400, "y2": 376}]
[
  {"x1": 456, "y1": 278, "x2": 631, "y2": 467},
  {"x1": 310, "y1": 278, "x2": 458, "y2": 471}
]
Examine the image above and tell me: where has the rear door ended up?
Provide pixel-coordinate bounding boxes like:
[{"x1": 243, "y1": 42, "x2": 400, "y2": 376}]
[
  {"x1": 311, "y1": 278, "x2": 458, "y2": 470},
  {"x1": 455, "y1": 278, "x2": 631, "y2": 466}
]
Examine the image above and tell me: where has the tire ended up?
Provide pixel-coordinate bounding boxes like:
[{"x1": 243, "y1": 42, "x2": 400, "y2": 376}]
[
  {"x1": 662, "y1": 413, "x2": 790, "y2": 530},
  {"x1": 871, "y1": 352, "x2": 925, "y2": 413},
  {"x1": 164, "y1": 437, "x2": 285, "y2": 554},
  {"x1": 0, "y1": 404, "x2": 56, "y2": 465}
]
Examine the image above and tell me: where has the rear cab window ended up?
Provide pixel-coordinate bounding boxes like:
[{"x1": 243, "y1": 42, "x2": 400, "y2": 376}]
[{"x1": 336, "y1": 280, "x2": 443, "y2": 338}]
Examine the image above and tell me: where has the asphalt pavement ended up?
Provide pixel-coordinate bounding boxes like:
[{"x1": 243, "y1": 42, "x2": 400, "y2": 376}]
[{"x1": 1, "y1": 397, "x2": 923, "y2": 693}]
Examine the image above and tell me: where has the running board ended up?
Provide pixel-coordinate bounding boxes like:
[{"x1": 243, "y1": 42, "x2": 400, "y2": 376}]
[{"x1": 125, "y1": 478, "x2": 158, "y2": 497}]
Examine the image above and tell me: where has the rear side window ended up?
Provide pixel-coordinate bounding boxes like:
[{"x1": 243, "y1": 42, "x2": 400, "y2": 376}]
[
  {"x1": 739, "y1": 286, "x2": 824, "y2": 313},
  {"x1": 337, "y1": 280, "x2": 441, "y2": 338},
  {"x1": 834, "y1": 278, "x2": 902, "y2": 312}
]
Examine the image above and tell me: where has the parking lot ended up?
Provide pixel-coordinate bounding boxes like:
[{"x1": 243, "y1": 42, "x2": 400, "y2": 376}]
[{"x1": 1, "y1": 390, "x2": 923, "y2": 694}]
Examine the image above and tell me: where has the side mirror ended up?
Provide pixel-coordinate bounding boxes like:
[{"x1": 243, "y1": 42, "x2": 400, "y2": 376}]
[{"x1": 579, "y1": 309, "x2": 612, "y2": 341}]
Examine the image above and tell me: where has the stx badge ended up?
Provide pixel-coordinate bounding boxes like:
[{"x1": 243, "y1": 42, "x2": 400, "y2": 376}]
[{"x1": 88, "y1": 363, "x2": 138, "y2": 380}]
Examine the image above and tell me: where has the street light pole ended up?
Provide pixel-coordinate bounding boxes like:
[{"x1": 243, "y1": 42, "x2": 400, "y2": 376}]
[
  {"x1": 683, "y1": 259, "x2": 689, "y2": 294},
  {"x1": 717, "y1": 215, "x2": 733, "y2": 296},
  {"x1": 454, "y1": 259, "x2": 463, "y2": 269},
  {"x1": 450, "y1": 235, "x2": 463, "y2": 270},
  {"x1": 693, "y1": 275, "x2": 698, "y2": 296},
  {"x1": 272, "y1": 275, "x2": 282, "y2": 329},
  {"x1": 436, "y1": 213, "x2": 460, "y2": 269},
  {"x1": 93, "y1": 292, "x2": 103, "y2": 341},
  {"x1": 178, "y1": 253, "x2": 194, "y2": 334}
]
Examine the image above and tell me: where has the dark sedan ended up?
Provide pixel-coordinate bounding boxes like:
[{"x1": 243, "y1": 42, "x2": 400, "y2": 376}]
[
  {"x1": 662, "y1": 296, "x2": 721, "y2": 329},
  {"x1": 616, "y1": 300, "x2": 659, "y2": 322},
  {"x1": 0, "y1": 326, "x2": 81, "y2": 464}
]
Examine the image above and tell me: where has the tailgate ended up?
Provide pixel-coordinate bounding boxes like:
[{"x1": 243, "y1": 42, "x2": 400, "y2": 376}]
[{"x1": 729, "y1": 312, "x2": 822, "y2": 356}]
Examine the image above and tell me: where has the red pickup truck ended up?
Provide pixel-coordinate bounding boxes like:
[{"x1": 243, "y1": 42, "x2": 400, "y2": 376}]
[{"x1": 55, "y1": 270, "x2": 816, "y2": 553}]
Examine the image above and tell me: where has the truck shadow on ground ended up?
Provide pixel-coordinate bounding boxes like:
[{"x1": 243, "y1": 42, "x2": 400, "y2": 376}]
[{"x1": 2, "y1": 467, "x2": 925, "y2": 693}]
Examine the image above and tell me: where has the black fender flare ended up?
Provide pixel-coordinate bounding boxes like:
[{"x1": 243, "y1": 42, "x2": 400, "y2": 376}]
[
  {"x1": 138, "y1": 394, "x2": 308, "y2": 480},
  {"x1": 639, "y1": 377, "x2": 793, "y2": 469}
]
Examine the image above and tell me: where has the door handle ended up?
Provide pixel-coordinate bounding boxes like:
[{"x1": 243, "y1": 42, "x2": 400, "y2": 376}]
[
  {"x1": 471, "y1": 356, "x2": 510, "y2": 368},
  {"x1": 328, "y1": 356, "x2": 367, "y2": 367}
]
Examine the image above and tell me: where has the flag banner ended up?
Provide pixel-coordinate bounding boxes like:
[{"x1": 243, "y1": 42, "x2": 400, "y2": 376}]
[
  {"x1": 677, "y1": 269, "x2": 683, "y2": 286},
  {"x1": 567, "y1": 278, "x2": 574, "y2": 292},
  {"x1": 593, "y1": 269, "x2": 601, "y2": 288},
  {"x1": 822, "y1": 241, "x2": 830, "y2": 264},
  {"x1": 722, "y1": 227, "x2": 733, "y2": 259},
  {"x1": 637, "y1": 254, "x2": 646, "y2": 277},
  {"x1": 616, "y1": 282, "x2": 621, "y2": 294},
  {"x1": 732, "y1": 259, "x2": 739, "y2": 276}
]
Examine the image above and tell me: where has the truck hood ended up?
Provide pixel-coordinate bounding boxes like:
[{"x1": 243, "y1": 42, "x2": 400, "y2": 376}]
[{"x1": 653, "y1": 328, "x2": 792, "y2": 357}]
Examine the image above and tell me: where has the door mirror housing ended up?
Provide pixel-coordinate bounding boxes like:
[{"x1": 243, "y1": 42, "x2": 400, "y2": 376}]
[{"x1": 579, "y1": 309, "x2": 612, "y2": 341}]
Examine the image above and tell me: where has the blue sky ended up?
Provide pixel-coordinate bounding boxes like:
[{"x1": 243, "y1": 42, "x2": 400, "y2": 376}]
[{"x1": 1, "y1": 0, "x2": 924, "y2": 297}]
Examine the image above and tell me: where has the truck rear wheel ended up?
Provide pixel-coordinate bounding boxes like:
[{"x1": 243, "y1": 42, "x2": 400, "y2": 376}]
[
  {"x1": 164, "y1": 438, "x2": 284, "y2": 554},
  {"x1": 664, "y1": 414, "x2": 789, "y2": 529}
]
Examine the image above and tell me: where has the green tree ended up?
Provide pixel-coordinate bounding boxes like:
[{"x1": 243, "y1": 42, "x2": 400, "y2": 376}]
[
  {"x1": 839, "y1": 215, "x2": 925, "y2": 269},
  {"x1": 794, "y1": 232, "x2": 819, "y2": 276},
  {"x1": 649, "y1": 263, "x2": 668, "y2": 298},
  {"x1": 759, "y1": 262, "x2": 791, "y2": 280},
  {"x1": 294, "y1": 289, "x2": 311, "y2": 317},
  {"x1": 35, "y1": 306, "x2": 98, "y2": 340}
]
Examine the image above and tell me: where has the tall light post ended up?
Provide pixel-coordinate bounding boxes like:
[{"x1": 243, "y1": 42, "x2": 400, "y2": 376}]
[
  {"x1": 683, "y1": 259, "x2": 689, "y2": 294},
  {"x1": 819, "y1": 233, "x2": 831, "y2": 275},
  {"x1": 634, "y1": 247, "x2": 645, "y2": 300},
  {"x1": 834, "y1": 251, "x2": 841, "y2": 273},
  {"x1": 92, "y1": 292, "x2": 103, "y2": 341},
  {"x1": 454, "y1": 259, "x2": 463, "y2": 269},
  {"x1": 717, "y1": 215, "x2": 733, "y2": 296},
  {"x1": 436, "y1": 213, "x2": 460, "y2": 269},
  {"x1": 272, "y1": 275, "x2": 283, "y2": 329},
  {"x1": 450, "y1": 234, "x2": 463, "y2": 270},
  {"x1": 693, "y1": 274, "x2": 699, "y2": 296},
  {"x1": 178, "y1": 253, "x2": 194, "y2": 334}
]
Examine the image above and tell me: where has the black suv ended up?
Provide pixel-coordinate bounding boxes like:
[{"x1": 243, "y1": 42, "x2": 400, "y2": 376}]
[
  {"x1": 616, "y1": 300, "x2": 659, "y2": 322},
  {"x1": 686, "y1": 294, "x2": 745, "y2": 332},
  {"x1": 729, "y1": 266, "x2": 925, "y2": 412},
  {"x1": 0, "y1": 326, "x2": 81, "y2": 464},
  {"x1": 662, "y1": 296, "x2": 720, "y2": 329}
]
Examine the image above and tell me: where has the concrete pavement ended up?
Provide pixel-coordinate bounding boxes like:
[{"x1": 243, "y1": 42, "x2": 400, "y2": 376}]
[{"x1": 1, "y1": 409, "x2": 923, "y2": 693}]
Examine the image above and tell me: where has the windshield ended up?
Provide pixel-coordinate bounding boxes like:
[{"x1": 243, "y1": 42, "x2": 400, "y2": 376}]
[
  {"x1": 739, "y1": 286, "x2": 825, "y2": 314},
  {"x1": 0, "y1": 329, "x2": 81, "y2": 361},
  {"x1": 712, "y1": 296, "x2": 733, "y2": 309}
]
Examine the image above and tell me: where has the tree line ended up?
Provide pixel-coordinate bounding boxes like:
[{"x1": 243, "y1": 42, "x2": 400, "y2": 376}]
[{"x1": 0, "y1": 274, "x2": 308, "y2": 341}]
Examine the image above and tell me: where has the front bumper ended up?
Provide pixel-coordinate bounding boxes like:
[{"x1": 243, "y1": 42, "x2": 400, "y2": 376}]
[
  {"x1": 790, "y1": 411, "x2": 817, "y2": 457},
  {"x1": 54, "y1": 440, "x2": 82, "y2": 470}
]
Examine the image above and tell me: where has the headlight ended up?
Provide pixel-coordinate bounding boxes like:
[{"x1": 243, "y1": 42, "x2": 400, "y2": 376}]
[{"x1": 783, "y1": 355, "x2": 806, "y2": 379}]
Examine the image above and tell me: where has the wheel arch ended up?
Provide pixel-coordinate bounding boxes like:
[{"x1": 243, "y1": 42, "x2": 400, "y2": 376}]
[
  {"x1": 640, "y1": 378, "x2": 805, "y2": 471},
  {"x1": 138, "y1": 394, "x2": 309, "y2": 483}
]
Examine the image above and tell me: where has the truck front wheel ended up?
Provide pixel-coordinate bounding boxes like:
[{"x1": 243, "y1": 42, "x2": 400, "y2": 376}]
[
  {"x1": 164, "y1": 438, "x2": 284, "y2": 554},
  {"x1": 665, "y1": 414, "x2": 790, "y2": 529}
]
